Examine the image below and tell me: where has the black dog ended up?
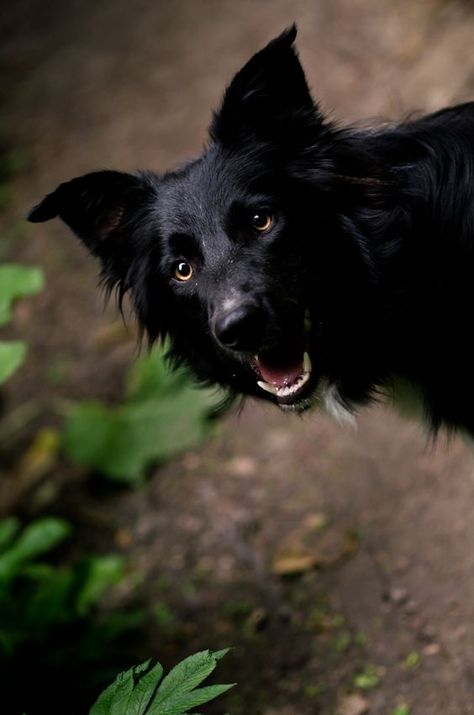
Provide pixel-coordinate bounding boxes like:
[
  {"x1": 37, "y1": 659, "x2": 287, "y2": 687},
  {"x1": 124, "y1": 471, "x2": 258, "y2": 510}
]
[{"x1": 28, "y1": 26, "x2": 474, "y2": 434}]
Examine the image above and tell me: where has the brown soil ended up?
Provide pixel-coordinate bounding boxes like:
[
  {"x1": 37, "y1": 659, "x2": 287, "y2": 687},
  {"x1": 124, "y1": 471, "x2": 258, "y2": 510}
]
[{"x1": 2, "y1": 1, "x2": 474, "y2": 713}]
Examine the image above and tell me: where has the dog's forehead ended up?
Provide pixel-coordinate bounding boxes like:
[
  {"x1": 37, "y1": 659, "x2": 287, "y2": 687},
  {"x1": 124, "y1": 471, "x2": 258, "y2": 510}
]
[{"x1": 158, "y1": 147, "x2": 268, "y2": 232}]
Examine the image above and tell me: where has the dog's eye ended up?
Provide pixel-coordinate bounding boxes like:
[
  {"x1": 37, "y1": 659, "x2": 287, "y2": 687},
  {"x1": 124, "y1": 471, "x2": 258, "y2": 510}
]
[
  {"x1": 173, "y1": 260, "x2": 193, "y2": 282},
  {"x1": 252, "y1": 212, "x2": 273, "y2": 232}
]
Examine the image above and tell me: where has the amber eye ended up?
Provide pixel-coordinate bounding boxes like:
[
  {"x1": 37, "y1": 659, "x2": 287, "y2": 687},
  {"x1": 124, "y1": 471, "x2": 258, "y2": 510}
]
[
  {"x1": 252, "y1": 211, "x2": 273, "y2": 232},
  {"x1": 173, "y1": 260, "x2": 193, "y2": 281}
]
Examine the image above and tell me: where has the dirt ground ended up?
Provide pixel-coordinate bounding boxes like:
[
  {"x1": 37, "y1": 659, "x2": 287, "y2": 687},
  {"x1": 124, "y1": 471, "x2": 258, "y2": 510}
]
[{"x1": 2, "y1": 0, "x2": 474, "y2": 713}]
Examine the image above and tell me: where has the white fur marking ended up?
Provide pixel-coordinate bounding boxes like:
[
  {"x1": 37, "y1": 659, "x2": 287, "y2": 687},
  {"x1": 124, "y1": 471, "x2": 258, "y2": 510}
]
[
  {"x1": 323, "y1": 384, "x2": 357, "y2": 428},
  {"x1": 222, "y1": 294, "x2": 241, "y2": 313}
]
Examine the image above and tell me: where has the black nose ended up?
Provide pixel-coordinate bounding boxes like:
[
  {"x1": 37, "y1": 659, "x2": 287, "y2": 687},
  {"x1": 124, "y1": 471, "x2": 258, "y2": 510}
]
[{"x1": 213, "y1": 303, "x2": 265, "y2": 352}]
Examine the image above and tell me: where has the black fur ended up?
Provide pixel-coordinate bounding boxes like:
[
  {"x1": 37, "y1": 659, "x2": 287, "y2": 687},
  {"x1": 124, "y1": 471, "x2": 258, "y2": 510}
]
[{"x1": 28, "y1": 26, "x2": 474, "y2": 434}]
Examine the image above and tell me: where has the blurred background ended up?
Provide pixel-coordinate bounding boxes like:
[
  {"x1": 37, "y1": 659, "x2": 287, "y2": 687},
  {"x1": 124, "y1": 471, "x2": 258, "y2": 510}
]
[{"x1": 1, "y1": 1, "x2": 474, "y2": 713}]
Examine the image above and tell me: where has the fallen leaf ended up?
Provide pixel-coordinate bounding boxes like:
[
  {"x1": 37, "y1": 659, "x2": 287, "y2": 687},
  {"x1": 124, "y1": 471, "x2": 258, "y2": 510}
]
[
  {"x1": 337, "y1": 693, "x2": 370, "y2": 715},
  {"x1": 15, "y1": 428, "x2": 59, "y2": 484},
  {"x1": 271, "y1": 552, "x2": 317, "y2": 575},
  {"x1": 312, "y1": 527, "x2": 358, "y2": 566},
  {"x1": 226, "y1": 456, "x2": 258, "y2": 477},
  {"x1": 302, "y1": 512, "x2": 328, "y2": 532}
]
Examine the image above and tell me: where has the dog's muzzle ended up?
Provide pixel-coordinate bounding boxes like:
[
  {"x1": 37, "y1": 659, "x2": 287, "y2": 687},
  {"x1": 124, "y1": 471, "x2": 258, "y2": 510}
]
[{"x1": 212, "y1": 300, "x2": 265, "y2": 353}]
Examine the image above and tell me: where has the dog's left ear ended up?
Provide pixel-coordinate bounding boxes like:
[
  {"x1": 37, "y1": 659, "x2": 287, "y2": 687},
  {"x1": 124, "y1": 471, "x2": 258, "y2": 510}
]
[{"x1": 210, "y1": 24, "x2": 323, "y2": 147}]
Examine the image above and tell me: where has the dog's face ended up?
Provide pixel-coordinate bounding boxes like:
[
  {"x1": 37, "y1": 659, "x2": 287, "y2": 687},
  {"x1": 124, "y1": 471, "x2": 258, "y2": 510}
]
[{"x1": 29, "y1": 27, "x2": 372, "y2": 412}]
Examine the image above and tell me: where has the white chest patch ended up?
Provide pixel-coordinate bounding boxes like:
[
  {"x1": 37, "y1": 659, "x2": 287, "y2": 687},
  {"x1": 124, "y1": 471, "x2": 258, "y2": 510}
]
[{"x1": 322, "y1": 383, "x2": 357, "y2": 427}]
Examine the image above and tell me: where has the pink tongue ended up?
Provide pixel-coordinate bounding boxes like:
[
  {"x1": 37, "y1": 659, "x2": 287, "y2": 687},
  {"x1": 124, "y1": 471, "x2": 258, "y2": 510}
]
[{"x1": 257, "y1": 356, "x2": 304, "y2": 388}]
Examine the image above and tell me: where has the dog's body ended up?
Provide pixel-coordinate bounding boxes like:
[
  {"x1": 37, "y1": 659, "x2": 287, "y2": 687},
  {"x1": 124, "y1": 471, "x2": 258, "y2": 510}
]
[{"x1": 29, "y1": 27, "x2": 474, "y2": 435}]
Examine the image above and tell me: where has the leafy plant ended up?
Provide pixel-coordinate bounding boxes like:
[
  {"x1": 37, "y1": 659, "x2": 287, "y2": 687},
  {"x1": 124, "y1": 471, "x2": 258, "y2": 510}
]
[
  {"x1": 63, "y1": 347, "x2": 224, "y2": 484},
  {"x1": 0, "y1": 263, "x2": 44, "y2": 384},
  {"x1": 0, "y1": 516, "x2": 124, "y2": 656},
  {"x1": 90, "y1": 649, "x2": 234, "y2": 715},
  {"x1": 0, "y1": 516, "x2": 138, "y2": 714}
]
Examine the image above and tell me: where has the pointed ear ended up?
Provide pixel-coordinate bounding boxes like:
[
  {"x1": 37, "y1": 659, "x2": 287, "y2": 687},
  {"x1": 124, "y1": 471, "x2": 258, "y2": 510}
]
[
  {"x1": 28, "y1": 170, "x2": 154, "y2": 284},
  {"x1": 210, "y1": 25, "x2": 324, "y2": 147}
]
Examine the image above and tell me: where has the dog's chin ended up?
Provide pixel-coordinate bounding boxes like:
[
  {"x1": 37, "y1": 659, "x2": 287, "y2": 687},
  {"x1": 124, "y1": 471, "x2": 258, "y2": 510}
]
[{"x1": 276, "y1": 394, "x2": 315, "y2": 413}]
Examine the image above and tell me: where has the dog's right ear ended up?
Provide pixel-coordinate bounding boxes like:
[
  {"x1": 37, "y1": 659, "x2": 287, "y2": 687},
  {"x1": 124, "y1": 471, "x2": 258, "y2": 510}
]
[{"x1": 28, "y1": 170, "x2": 154, "y2": 284}]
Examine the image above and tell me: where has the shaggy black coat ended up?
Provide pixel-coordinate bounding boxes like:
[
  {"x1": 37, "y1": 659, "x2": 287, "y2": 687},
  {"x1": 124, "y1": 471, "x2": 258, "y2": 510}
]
[{"x1": 28, "y1": 26, "x2": 474, "y2": 434}]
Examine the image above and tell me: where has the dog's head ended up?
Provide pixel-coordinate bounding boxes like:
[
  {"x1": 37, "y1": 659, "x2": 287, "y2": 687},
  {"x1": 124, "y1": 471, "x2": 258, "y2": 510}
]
[{"x1": 29, "y1": 26, "x2": 375, "y2": 411}]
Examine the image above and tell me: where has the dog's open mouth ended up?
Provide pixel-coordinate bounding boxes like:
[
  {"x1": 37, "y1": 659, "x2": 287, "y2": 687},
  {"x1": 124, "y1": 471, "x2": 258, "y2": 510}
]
[{"x1": 252, "y1": 349, "x2": 312, "y2": 405}]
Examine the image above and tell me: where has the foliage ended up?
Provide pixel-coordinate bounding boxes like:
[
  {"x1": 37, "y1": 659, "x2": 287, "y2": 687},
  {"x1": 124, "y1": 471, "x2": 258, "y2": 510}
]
[
  {"x1": 0, "y1": 516, "x2": 137, "y2": 714},
  {"x1": 353, "y1": 664, "x2": 381, "y2": 690},
  {"x1": 62, "y1": 347, "x2": 223, "y2": 484},
  {"x1": 90, "y1": 649, "x2": 234, "y2": 715},
  {"x1": 0, "y1": 263, "x2": 44, "y2": 384},
  {"x1": 0, "y1": 516, "x2": 124, "y2": 656},
  {"x1": 0, "y1": 144, "x2": 27, "y2": 211}
]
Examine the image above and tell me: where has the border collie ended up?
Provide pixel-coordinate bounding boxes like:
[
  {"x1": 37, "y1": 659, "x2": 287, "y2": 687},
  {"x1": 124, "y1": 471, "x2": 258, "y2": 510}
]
[{"x1": 28, "y1": 26, "x2": 474, "y2": 435}]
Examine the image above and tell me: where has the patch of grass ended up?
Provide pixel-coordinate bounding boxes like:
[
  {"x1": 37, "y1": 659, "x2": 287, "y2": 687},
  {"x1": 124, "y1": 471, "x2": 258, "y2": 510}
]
[
  {"x1": 353, "y1": 664, "x2": 382, "y2": 690},
  {"x1": 304, "y1": 682, "x2": 328, "y2": 698},
  {"x1": 354, "y1": 630, "x2": 368, "y2": 646},
  {"x1": 152, "y1": 601, "x2": 177, "y2": 631},
  {"x1": 332, "y1": 630, "x2": 352, "y2": 653},
  {"x1": 403, "y1": 651, "x2": 421, "y2": 669},
  {"x1": 223, "y1": 599, "x2": 255, "y2": 621}
]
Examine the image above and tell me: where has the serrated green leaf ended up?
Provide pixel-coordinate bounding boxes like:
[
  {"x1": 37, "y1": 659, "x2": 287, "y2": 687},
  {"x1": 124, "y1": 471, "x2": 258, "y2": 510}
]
[
  {"x1": 0, "y1": 518, "x2": 72, "y2": 581},
  {"x1": 89, "y1": 678, "x2": 122, "y2": 715},
  {"x1": 148, "y1": 683, "x2": 235, "y2": 715},
  {"x1": 90, "y1": 650, "x2": 233, "y2": 715},
  {"x1": 0, "y1": 517, "x2": 20, "y2": 552},
  {"x1": 154, "y1": 650, "x2": 220, "y2": 705},
  {"x1": 126, "y1": 660, "x2": 164, "y2": 714},
  {"x1": 89, "y1": 661, "x2": 151, "y2": 715},
  {"x1": 0, "y1": 264, "x2": 44, "y2": 326},
  {"x1": 0, "y1": 340, "x2": 26, "y2": 384},
  {"x1": 75, "y1": 555, "x2": 124, "y2": 615},
  {"x1": 211, "y1": 648, "x2": 230, "y2": 662}
]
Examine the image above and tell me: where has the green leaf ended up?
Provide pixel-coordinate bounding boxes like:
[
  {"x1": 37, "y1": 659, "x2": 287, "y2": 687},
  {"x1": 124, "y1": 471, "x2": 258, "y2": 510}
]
[
  {"x1": 126, "y1": 347, "x2": 189, "y2": 402},
  {"x1": 211, "y1": 648, "x2": 230, "y2": 661},
  {"x1": 148, "y1": 684, "x2": 235, "y2": 715},
  {"x1": 62, "y1": 349, "x2": 221, "y2": 483},
  {"x1": 0, "y1": 264, "x2": 44, "y2": 327},
  {"x1": 89, "y1": 661, "x2": 153, "y2": 715},
  {"x1": 89, "y1": 650, "x2": 233, "y2": 715},
  {"x1": 0, "y1": 517, "x2": 20, "y2": 552},
  {"x1": 391, "y1": 707, "x2": 411, "y2": 715},
  {"x1": 0, "y1": 518, "x2": 72, "y2": 581},
  {"x1": 75, "y1": 555, "x2": 124, "y2": 615},
  {"x1": 0, "y1": 340, "x2": 26, "y2": 384},
  {"x1": 154, "y1": 650, "x2": 221, "y2": 704},
  {"x1": 126, "y1": 661, "x2": 164, "y2": 714}
]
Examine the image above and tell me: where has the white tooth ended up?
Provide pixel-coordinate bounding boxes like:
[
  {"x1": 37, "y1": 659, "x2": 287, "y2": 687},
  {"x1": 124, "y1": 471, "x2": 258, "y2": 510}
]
[
  {"x1": 303, "y1": 352, "x2": 312, "y2": 374},
  {"x1": 276, "y1": 370, "x2": 310, "y2": 397},
  {"x1": 258, "y1": 380, "x2": 278, "y2": 396}
]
